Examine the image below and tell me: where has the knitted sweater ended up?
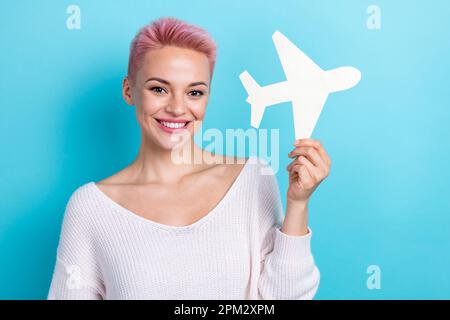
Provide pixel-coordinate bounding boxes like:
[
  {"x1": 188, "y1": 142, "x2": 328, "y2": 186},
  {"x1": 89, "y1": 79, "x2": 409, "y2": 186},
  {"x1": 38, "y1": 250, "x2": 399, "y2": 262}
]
[{"x1": 47, "y1": 157, "x2": 320, "y2": 300}]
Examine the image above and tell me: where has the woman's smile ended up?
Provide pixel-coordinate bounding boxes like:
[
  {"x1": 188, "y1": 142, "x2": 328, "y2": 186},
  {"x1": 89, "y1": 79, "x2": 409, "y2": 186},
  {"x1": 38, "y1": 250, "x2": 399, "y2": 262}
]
[{"x1": 154, "y1": 117, "x2": 193, "y2": 134}]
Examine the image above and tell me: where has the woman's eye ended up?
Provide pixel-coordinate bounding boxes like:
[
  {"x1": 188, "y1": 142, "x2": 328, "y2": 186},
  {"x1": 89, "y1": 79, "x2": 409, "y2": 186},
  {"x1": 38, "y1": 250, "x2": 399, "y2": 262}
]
[
  {"x1": 189, "y1": 90, "x2": 204, "y2": 96},
  {"x1": 150, "y1": 87, "x2": 166, "y2": 94}
]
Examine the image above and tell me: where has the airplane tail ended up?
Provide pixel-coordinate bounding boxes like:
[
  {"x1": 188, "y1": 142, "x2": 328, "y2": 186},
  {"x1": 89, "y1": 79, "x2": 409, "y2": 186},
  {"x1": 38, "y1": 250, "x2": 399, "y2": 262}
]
[
  {"x1": 239, "y1": 70, "x2": 266, "y2": 128},
  {"x1": 324, "y1": 66, "x2": 361, "y2": 93}
]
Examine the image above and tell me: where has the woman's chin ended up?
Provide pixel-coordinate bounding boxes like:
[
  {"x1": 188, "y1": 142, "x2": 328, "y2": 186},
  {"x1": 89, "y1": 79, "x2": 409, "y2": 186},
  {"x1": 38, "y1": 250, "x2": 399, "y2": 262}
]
[{"x1": 150, "y1": 131, "x2": 194, "y2": 151}]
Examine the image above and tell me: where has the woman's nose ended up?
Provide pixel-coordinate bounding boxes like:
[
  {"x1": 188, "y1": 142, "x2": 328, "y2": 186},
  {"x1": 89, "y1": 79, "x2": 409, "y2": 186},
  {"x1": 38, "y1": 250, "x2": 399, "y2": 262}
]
[{"x1": 165, "y1": 94, "x2": 186, "y2": 115}]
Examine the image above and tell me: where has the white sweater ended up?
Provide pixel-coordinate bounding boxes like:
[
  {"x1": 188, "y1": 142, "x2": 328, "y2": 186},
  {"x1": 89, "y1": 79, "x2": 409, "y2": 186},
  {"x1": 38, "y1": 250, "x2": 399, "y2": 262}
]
[{"x1": 47, "y1": 157, "x2": 320, "y2": 300}]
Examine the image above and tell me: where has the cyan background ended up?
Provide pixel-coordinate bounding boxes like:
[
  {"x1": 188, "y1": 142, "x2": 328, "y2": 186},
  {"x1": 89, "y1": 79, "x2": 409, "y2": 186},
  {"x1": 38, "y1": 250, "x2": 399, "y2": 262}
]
[{"x1": 1, "y1": 0, "x2": 449, "y2": 299}]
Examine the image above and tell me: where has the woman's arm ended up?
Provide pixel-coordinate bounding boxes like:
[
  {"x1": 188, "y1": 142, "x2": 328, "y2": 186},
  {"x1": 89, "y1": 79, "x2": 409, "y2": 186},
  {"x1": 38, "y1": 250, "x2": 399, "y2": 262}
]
[
  {"x1": 284, "y1": 138, "x2": 331, "y2": 235},
  {"x1": 47, "y1": 186, "x2": 105, "y2": 300},
  {"x1": 257, "y1": 139, "x2": 330, "y2": 299},
  {"x1": 258, "y1": 223, "x2": 320, "y2": 300}
]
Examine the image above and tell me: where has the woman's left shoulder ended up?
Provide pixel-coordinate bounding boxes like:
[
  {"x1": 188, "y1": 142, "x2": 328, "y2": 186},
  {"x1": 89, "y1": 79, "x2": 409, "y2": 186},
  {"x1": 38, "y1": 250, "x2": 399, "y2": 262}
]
[{"x1": 244, "y1": 156, "x2": 276, "y2": 177}]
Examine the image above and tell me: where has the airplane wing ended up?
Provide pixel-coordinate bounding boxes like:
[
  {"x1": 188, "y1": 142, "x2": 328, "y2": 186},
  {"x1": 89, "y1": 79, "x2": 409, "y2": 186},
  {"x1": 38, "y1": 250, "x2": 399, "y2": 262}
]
[
  {"x1": 249, "y1": 102, "x2": 266, "y2": 128},
  {"x1": 272, "y1": 30, "x2": 324, "y2": 84},
  {"x1": 292, "y1": 90, "x2": 329, "y2": 139}
]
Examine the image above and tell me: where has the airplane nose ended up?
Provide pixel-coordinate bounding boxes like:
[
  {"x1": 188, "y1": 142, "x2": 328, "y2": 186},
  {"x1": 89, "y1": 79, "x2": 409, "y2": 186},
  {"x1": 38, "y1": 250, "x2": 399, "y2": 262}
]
[{"x1": 325, "y1": 66, "x2": 362, "y2": 92}]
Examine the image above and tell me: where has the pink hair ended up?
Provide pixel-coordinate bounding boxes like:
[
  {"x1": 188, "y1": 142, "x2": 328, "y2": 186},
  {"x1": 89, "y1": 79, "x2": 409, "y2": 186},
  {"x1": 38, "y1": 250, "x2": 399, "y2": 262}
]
[{"x1": 127, "y1": 17, "x2": 217, "y2": 85}]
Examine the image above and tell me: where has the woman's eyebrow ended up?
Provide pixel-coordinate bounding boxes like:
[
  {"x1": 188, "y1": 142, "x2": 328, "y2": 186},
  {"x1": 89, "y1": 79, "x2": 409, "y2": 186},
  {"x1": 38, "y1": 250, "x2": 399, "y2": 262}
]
[
  {"x1": 189, "y1": 81, "x2": 209, "y2": 88},
  {"x1": 145, "y1": 77, "x2": 208, "y2": 87}
]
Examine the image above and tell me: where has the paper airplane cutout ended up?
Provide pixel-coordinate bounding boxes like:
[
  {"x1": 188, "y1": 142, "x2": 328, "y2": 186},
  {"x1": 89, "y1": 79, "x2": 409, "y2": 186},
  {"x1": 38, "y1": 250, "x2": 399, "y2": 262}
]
[{"x1": 239, "y1": 30, "x2": 361, "y2": 139}]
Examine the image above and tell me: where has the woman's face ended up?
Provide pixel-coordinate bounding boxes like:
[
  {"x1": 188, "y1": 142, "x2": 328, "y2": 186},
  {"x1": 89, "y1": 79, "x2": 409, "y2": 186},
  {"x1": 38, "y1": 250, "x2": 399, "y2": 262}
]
[{"x1": 124, "y1": 46, "x2": 211, "y2": 150}]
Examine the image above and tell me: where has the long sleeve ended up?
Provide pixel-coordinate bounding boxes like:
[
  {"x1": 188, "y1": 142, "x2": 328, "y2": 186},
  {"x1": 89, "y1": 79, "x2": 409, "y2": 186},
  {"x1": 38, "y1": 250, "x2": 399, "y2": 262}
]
[
  {"x1": 256, "y1": 160, "x2": 320, "y2": 299},
  {"x1": 47, "y1": 187, "x2": 105, "y2": 300}
]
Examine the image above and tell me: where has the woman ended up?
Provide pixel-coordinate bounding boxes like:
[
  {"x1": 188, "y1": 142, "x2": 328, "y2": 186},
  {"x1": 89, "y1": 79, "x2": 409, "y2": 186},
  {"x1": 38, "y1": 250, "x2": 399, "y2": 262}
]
[{"x1": 47, "y1": 17, "x2": 330, "y2": 300}]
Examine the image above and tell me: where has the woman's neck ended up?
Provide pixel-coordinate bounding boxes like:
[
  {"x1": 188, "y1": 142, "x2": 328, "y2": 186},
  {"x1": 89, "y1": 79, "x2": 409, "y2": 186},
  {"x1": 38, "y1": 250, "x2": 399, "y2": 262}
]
[{"x1": 127, "y1": 134, "x2": 210, "y2": 185}]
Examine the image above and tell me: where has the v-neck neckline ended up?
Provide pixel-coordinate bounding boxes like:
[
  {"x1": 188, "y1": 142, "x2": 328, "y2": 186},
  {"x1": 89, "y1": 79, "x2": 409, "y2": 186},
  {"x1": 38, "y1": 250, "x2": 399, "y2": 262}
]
[{"x1": 88, "y1": 157, "x2": 255, "y2": 233}]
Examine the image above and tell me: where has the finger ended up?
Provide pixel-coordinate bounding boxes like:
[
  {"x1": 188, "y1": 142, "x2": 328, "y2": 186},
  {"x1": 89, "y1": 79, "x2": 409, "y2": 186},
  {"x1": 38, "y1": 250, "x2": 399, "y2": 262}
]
[
  {"x1": 291, "y1": 156, "x2": 322, "y2": 182},
  {"x1": 291, "y1": 143, "x2": 330, "y2": 169},
  {"x1": 288, "y1": 146, "x2": 327, "y2": 171},
  {"x1": 286, "y1": 157, "x2": 298, "y2": 171},
  {"x1": 287, "y1": 156, "x2": 302, "y2": 171},
  {"x1": 293, "y1": 138, "x2": 320, "y2": 148},
  {"x1": 315, "y1": 143, "x2": 331, "y2": 167},
  {"x1": 286, "y1": 154, "x2": 303, "y2": 171},
  {"x1": 290, "y1": 163, "x2": 313, "y2": 188},
  {"x1": 294, "y1": 139, "x2": 331, "y2": 166}
]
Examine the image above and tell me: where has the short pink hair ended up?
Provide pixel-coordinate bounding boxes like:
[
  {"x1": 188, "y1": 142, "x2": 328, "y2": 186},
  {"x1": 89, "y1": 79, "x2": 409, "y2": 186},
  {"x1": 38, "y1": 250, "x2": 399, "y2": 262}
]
[{"x1": 127, "y1": 17, "x2": 217, "y2": 85}]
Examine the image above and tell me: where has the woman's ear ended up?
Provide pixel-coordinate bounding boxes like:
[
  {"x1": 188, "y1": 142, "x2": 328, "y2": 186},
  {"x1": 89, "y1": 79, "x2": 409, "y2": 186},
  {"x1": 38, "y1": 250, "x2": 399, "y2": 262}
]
[{"x1": 122, "y1": 76, "x2": 135, "y2": 106}]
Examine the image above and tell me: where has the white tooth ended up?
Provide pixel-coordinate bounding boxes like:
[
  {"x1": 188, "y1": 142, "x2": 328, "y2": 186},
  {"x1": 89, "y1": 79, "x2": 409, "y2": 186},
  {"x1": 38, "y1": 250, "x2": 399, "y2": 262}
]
[{"x1": 160, "y1": 121, "x2": 186, "y2": 129}]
